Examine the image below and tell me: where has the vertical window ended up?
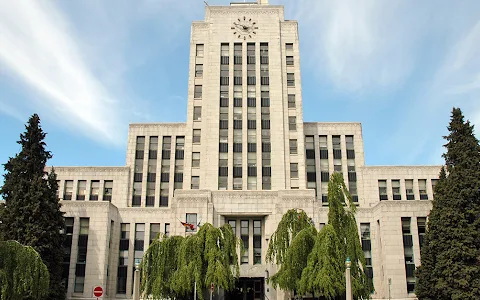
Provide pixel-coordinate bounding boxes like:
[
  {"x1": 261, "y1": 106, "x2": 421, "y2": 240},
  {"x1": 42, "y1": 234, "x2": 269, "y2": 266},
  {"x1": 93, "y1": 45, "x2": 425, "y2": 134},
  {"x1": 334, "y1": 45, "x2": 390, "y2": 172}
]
[
  {"x1": 241, "y1": 220, "x2": 249, "y2": 264},
  {"x1": 334, "y1": 159, "x2": 342, "y2": 172},
  {"x1": 289, "y1": 139, "x2": 298, "y2": 154},
  {"x1": 431, "y1": 179, "x2": 439, "y2": 195},
  {"x1": 196, "y1": 44, "x2": 204, "y2": 57},
  {"x1": 228, "y1": 220, "x2": 237, "y2": 234},
  {"x1": 378, "y1": 180, "x2": 387, "y2": 200},
  {"x1": 405, "y1": 179, "x2": 414, "y2": 200},
  {"x1": 419, "y1": 179, "x2": 428, "y2": 199},
  {"x1": 195, "y1": 64, "x2": 203, "y2": 77},
  {"x1": 288, "y1": 94, "x2": 296, "y2": 108},
  {"x1": 287, "y1": 73, "x2": 295, "y2": 86},
  {"x1": 132, "y1": 182, "x2": 142, "y2": 207},
  {"x1": 62, "y1": 217, "x2": 74, "y2": 288},
  {"x1": 146, "y1": 182, "x2": 155, "y2": 207},
  {"x1": 89, "y1": 180, "x2": 99, "y2": 200},
  {"x1": 253, "y1": 220, "x2": 262, "y2": 264},
  {"x1": 117, "y1": 224, "x2": 129, "y2": 294},
  {"x1": 290, "y1": 163, "x2": 298, "y2": 178},
  {"x1": 288, "y1": 116, "x2": 296, "y2": 131},
  {"x1": 193, "y1": 129, "x2": 201, "y2": 144},
  {"x1": 134, "y1": 224, "x2": 145, "y2": 268},
  {"x1": 150, "y1": 223, "x2": 160, "y2": 244},
  {"x1": 402, "y1": 217, "x2": 415, "y2": 293},
  {"x1": 194, "y1": 85, "x2": 202, "y2": 99},
  {"x1": 103, "y1": 180, "x2": 113, "y2": 201},
  {"x1": 192, "y1": 152, "x2": 200, "y2": 168},
  {"x1": 360, "y1": 223, "x2": 373, "y2": 280},
  {"x1": 392, "y1": 180, "x2": 401, "y2": 200},
  {"x1": 247, "y1": 176, "x2": 257, "y2": 190},
  {"x1": 64, "y1": 180, "x2": 73, "y2": 200},
  {"x1": 186, "y1": 213, "x2": 197, "y2": 232},
  {"x1": 417, "y1": 217, "x2": 427, "y2": 248},
  {"x1": 74, "y1": 180, "x2": 85, "y2": 201},
  {"x1": 191, "y1": 176, "x2": 200, "y2": 189},
  {"x1": 135, "y1": 136, "x2": 145, "y2": 159},
  {"x1": 193, "y1": 106, "x2": 202, "y2": 121},
  {"x1": 164, "y1": 223, "x2": 170, "y2": 237},
  {"x1": 286, "y1": 56, "x2": 294, "y2": 65},
  {"x1": 285, "y1": 43, "x2": 293, "y2": 51},
  {"x1": 74, "y1": 218, "x2": 89, "y2": 293}
]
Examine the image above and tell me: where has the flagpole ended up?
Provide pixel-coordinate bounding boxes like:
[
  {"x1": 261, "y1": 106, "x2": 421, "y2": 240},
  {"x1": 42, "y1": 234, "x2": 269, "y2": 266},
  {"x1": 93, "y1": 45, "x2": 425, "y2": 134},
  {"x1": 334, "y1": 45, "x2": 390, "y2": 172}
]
[{"x1": 194, "y1": 281, "x2": 197, "y2": 300}]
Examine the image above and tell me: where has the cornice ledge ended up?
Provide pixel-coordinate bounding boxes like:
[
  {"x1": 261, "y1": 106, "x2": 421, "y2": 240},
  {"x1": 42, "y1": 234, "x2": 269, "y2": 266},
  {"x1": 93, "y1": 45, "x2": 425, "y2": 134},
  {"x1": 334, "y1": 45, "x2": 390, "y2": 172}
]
[
  {"x1": 118, "y1": 207, "x2": 173, "y2": 214},
  {"x1": 370, "y1": 200, "x2": 433, "y2": 212},
  {"x1": 61, "y1": 201, "x2": 110, "y2": 210},
  {"x1": 209, "y1": 7, "x2": 279, "y2": 16},
  {"x1": 50, "y1": 166, "x2": 129, "y2": 173},
  {"x1": 129, "y1": 123, "x2": 186, "y2": 129}
]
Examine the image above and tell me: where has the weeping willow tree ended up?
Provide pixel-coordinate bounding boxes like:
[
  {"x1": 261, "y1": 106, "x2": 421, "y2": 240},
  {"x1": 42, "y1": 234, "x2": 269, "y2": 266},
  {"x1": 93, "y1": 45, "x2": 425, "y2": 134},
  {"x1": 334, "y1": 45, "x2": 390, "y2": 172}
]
[
  {"x1": 269, "y1": 225, "x2": 317, "y2": 292},
  {"x1": 299, "y1": 224, "x2": 345, "y2": 299},
  {"x1": 326, "y1": 172, "x2": 373, "y2": 299},
  {"x1": 0, "y1": 240, "x2": 50, "y2": 300},
  {"x1": 141, "y1": 222, "x2": 241, "y2": 300},
  {"x1": 266, "y1": 209, "x2": 314, "y2": 265}
]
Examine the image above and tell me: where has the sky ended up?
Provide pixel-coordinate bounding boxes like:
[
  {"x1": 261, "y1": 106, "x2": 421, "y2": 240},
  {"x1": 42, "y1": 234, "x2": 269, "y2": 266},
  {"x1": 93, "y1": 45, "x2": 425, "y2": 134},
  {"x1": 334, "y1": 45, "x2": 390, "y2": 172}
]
[{"x1": 1, "y1": 0, "x2": 479, "y2": 184}]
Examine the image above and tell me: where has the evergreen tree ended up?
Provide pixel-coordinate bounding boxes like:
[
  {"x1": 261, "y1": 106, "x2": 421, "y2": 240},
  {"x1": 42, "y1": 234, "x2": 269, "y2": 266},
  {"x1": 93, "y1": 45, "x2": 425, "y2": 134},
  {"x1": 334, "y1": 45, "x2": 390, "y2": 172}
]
[
  {"x1": 416, "y1": 108, "x2": 480, "y2": 300},
  {"x1": 0, "y1": 114, "x2": 65, "y2": 300}
]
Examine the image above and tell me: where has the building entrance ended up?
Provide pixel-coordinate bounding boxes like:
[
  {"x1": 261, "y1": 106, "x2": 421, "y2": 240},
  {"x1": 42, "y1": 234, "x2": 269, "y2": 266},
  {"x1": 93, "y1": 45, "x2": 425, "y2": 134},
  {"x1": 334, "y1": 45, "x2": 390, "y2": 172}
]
[{"x1": 226, "y1": 277, "x2": 264, "y2": 300}]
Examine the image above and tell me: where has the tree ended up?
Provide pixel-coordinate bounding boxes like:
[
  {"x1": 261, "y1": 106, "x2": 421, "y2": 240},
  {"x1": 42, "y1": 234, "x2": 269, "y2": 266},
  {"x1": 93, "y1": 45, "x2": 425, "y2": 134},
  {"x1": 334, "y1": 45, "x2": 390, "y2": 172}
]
[
  {"x1": 0, "y1": 114, "x2": 65, "y2": 300},
  {"x1": 416, "y1": 108, "x2": 480, "y2": 300},
  {"x1": 267, "y1": 174, "x2": 373, "y2": 299},
  {"x1": 141, "y1": 223, "x2": 241, "y2": 300},
  {"x1": 0, "y1": 240, "x2": 50, "y2": 300}
]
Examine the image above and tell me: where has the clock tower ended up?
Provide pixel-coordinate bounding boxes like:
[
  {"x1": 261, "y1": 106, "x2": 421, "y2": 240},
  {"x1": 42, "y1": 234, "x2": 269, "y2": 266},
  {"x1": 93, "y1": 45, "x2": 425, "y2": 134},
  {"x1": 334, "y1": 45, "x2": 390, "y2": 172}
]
[{"x1": 184, "y1": 1, "x2": 306, "y2": 192}]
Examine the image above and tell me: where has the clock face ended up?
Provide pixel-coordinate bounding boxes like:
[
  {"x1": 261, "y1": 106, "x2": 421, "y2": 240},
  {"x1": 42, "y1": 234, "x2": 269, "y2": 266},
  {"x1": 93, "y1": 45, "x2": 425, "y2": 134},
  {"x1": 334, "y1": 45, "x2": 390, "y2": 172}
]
[{"x1": 231, "y1": 16, "x2": 258, "y2": 40}]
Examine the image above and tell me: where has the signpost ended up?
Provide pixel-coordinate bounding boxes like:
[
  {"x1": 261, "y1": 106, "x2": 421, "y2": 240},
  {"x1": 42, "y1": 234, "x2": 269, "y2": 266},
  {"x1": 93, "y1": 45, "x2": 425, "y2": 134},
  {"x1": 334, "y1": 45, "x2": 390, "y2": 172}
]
[{"x1": 93, "y1": 286, "x2": 103, "y2": 299}]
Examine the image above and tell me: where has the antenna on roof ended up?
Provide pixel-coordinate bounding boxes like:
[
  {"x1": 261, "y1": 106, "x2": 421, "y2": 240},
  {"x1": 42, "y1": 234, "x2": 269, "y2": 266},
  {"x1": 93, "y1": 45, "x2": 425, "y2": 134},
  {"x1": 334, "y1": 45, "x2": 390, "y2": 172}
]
[{"x1": 204, "y1": 1, "x2": 209, "y2": 6}]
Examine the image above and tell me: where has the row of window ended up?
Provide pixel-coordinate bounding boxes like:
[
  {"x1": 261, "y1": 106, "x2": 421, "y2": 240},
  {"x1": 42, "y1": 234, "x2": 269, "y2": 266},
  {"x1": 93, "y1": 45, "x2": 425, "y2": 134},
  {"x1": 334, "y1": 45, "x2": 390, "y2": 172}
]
[
  {"x1": 133, "y1": 136, "x2": 185, "y2": 207},
  {"x1": 60, "y1": 180, "x2": 113, "y2": 201},
  {"x1": 378, "y1": 179, "x2": 438, "y2": 201},
  {"x1": 402, "y1": 217, "x2": 427, "y2": 293}
]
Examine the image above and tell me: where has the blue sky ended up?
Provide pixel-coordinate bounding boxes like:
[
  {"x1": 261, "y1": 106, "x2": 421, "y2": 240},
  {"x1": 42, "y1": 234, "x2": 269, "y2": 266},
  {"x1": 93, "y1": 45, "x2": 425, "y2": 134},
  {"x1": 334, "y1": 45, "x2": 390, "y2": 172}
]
[{"x1": 1, "y1": 0, "x2": 479, "y2": 183}]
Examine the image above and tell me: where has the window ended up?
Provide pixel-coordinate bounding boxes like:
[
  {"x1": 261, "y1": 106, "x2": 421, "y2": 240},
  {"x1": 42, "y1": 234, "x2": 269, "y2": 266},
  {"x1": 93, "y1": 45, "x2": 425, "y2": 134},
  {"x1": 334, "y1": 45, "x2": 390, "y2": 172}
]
[
  {"x1": 417, "y1": 217, "x2": 427, "y2": 247},
  {"x1": 290, "y1": 163, "x2": 298, "y2": 178},
  {"x1": 103, "y1": 180, "x2": 113, "y2": 201},
  {"x1": 248, "y1": 176, "x2": 257, "y2": 190},
  {"x1": 286, "y1": 56, "x2": 294, "y2": 65},
  {"x1": 392, "y1": 180, "x2": 401, "y2": 200},
  {"x1": 196, "y1": 44, "x2": 204, "y2": 57},
  {"x1": 431, "y1": 179, "x2": 439, "y2": 195},
  {"x1": 164, "y1": 223, "x2": 170, "y2": 236},
  {"x1": 191, "y1": 176, "x2": 200, "y2": 189},
  {"x1": 289, "y1": 139, "x2": 297, "y2": 154},
  {"x1": 228, "y1": 220, "x2": 236, "y2": 234},
  {"x1": 193, "y1": 106, "x2": 202, "y2": 121},
  {"x1": 285, "y1": 43, "x2": 293, "y2": 51},
  {"x1": 195, "y1": 64, "x2": 203, "y2": 77},
  {"x1": 194, "y1": 85, "x2": 202, "y2": 99},
  {"x1": 64, "y1": 180, "x2": 73, "y2": 200},
  {"x1": 287, "y1": 73, "x2": 295, "y2": 86},
  {"x1": 288, "y1": 94, "x2": 295, "y2": 108},
  {"x1": 334, "y1": 159, "x2": 342, "y2": 172},
  {"x1": 402, "y1": 217, "x2": 415, "y2": 293},
  {"x1": 241, "y1": 220, "x2": 249, "y2": 264},
  {"x1": 150, "y1": 223, "x2": 160, "y2": 244},
  {"x1": 186, "y1": 213, "x2": 197, "y2": 232},
  {"x1": 193, "y1": 129, "x2": 201, "y2": 144},
  {"x1": 74, "y1": 180, "x2": 85, "y2": 200},
  {"x1": 360, "y1": 223, "x2": 373, "y2": 280},
  {"x1": 405, "y1": 179, "x2": 414, "y2": 200},
  {"x1": 75, "y1": 218, "x2": 89, "y2": 293},
  {"x1": 221, "y1": 43, "x2": 229, "y2": 56},
  {"x1": 289, "y1": 116, "x2": 296, "y2": 131},
  {"x1": 192, "y1": 152, "x2": 200, "y2": 168},
  {"x1": 253, "y1": 220, "x2": 262, "y2": 264},
  {"x1": 379, "y1": 180, "x2": 387, "y2": 200},
  {"x1": 346, "y1": 135, "x2": 354, "y2": 149},
  {"x1": 419, "y1": 179, "x2": 428, "y2": 200}
]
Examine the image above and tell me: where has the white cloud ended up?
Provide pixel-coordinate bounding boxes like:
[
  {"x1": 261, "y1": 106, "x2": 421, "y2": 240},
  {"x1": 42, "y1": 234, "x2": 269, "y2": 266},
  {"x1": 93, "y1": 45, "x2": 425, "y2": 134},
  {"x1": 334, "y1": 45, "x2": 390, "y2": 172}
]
[{"x1": 0, "y1": 0, "x2": 124, "y2": 145}]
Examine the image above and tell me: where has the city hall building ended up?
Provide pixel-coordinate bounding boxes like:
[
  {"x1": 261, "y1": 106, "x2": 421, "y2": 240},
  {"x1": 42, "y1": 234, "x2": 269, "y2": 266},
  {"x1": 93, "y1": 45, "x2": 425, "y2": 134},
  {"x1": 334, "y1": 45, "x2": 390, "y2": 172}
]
[{"x1": 54, "y1": 1, "x2": 440, "y2": 299}]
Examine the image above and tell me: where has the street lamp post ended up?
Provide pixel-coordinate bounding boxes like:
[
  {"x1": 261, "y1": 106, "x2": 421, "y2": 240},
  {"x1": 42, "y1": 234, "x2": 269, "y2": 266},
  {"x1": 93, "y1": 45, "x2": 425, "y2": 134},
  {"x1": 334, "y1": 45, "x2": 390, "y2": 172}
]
[
  {"x1": 345, "y1": 257, "x2": 352, "y2": 300},
  {"x1": 133, "y1": 258, "x2": 141, "y2": 300}
]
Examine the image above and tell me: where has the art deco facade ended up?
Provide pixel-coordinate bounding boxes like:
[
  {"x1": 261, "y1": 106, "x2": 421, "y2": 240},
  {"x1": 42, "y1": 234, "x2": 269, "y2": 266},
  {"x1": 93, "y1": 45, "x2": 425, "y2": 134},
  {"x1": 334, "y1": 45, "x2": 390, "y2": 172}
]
[{"x1": 54, "y1": 1, "x2": 440, "y2": 299}]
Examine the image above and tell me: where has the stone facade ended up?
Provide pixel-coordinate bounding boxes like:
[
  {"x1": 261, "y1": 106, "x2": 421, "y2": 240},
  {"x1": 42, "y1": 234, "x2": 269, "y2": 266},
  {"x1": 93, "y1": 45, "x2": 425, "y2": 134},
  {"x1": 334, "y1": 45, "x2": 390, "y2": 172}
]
[{"x1": 53, "y1": 1, "x2": 440, "y2": 299}]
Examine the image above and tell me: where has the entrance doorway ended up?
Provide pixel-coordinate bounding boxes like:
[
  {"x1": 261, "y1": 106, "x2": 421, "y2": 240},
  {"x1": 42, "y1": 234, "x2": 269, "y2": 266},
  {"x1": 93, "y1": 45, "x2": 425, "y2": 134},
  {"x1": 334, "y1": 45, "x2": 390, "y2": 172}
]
[{"x1": 226, "y1": 277, "x2": 264, "y2": 300}]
